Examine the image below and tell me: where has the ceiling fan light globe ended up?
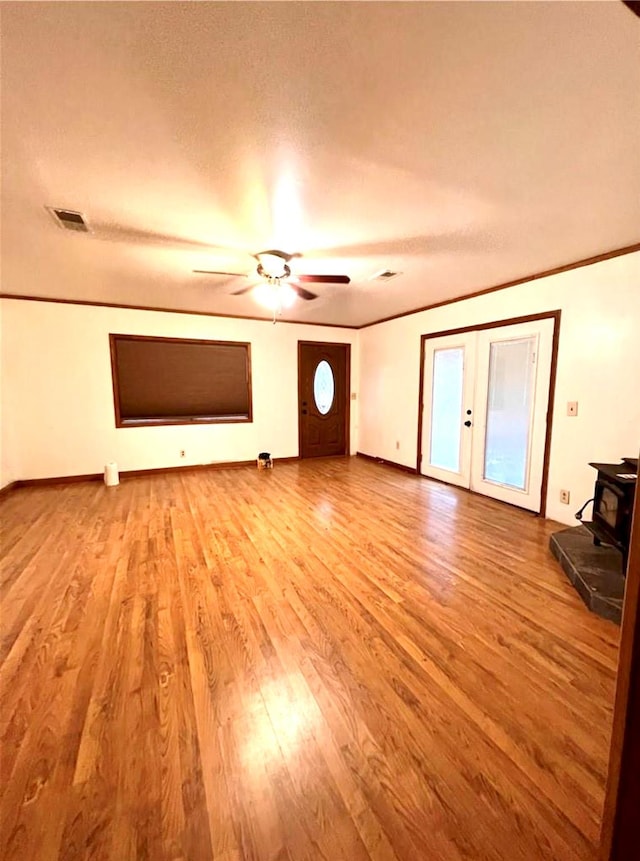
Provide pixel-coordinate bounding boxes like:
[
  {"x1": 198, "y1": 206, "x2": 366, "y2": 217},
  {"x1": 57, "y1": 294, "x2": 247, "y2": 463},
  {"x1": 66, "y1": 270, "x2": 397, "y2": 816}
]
[
  {"x1": 279, "y1": 282, "x2": 297, "y2": 308},
  {"x1": 253, "y1": 280, "x2": 297, "y2": 311},
  {"x1": 253, "y1": 282, "x2": 277, "y2": 310},
  {"x1": 256, "y1": 252, "x2": 288, "y2": 279}
]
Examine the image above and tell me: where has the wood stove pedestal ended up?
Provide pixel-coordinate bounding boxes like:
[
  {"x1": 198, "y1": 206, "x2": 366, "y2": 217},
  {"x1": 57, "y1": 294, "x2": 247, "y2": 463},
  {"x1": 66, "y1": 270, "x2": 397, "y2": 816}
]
[{"x1": 550, "y1": 525, "x2": 625, "y2": 624}]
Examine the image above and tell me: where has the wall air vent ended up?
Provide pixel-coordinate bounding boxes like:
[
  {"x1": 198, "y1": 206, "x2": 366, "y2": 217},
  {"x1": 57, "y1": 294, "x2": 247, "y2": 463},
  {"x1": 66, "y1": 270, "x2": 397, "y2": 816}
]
[
  {"x1": 371, "y1": 269, "x2": 402, "y2": 282},
  {"x1": 48, "y1": 207, "x2": 90, "y2": 232}
]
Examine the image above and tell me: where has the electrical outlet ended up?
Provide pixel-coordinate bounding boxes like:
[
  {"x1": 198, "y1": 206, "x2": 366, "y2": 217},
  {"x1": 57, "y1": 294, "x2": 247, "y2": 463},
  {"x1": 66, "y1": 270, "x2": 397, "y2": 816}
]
[
  {"x1": 180, "y1": 450, "x2": 185, "y2": 458},
  {"x1": 560, "y1": 489, "x2": 570, "y2": 504},
  {"x1": 395, "y1": 440, "x2": 400, "y2": 450},
  {"x1": 567, "y1": 401, "x2": 578, "y2": 417}
]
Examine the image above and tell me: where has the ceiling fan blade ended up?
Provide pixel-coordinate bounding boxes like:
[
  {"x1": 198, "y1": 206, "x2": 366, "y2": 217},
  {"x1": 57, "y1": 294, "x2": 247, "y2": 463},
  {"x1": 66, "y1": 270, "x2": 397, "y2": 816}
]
[
  {"x1": 289, "y1": 283, "x2": 318, "y2": 301},
  {"x1": 192, "y1": 270, "x2": 248, "y2": 277},
  {"x1": 231, "y1": 284, "x2": 257, "y2": 296},
  {"x1": 296, "y1": 274, "x2": 350, "y2": 285}
]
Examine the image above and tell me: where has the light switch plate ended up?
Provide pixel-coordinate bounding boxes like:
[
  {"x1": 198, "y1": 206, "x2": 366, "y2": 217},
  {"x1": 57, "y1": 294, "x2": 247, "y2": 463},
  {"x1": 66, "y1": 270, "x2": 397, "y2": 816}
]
[{"x1": 567, "y1": 401, "x2": 578, "y2": 416}]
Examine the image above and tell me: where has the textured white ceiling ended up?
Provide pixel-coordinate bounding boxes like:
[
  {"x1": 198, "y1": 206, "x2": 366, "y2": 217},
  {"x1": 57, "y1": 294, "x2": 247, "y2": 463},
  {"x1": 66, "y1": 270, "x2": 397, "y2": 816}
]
[{"x1": 2, "y1": 1, "x2": 639, "y2": 327}]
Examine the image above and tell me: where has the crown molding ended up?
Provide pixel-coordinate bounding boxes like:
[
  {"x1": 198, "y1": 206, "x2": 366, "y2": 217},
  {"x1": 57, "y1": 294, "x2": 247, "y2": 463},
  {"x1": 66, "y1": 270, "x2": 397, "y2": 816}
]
[
  {"x1": 358, "y1": 241, "x2": 640, "y2": 329},
  {"x1": 0, "y1": 293, "x2": 359, "y2": 330},
  {"x1": 2, "y1": 241, "x2": 638, "y2": 331}
]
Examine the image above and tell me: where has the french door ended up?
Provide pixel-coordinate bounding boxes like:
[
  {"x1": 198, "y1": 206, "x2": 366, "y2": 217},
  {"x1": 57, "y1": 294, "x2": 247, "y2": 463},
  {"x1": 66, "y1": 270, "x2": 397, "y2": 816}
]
[{"x1": 420, "y1": 318, "x2": 555, "y2": 512}]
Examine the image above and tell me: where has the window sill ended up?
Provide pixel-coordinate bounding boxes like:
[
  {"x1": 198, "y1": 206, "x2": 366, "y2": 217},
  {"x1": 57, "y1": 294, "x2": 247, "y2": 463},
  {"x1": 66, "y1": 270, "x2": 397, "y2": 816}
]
[{"x1": 117, "y1": 415, "x2": 252, "y2": 428}]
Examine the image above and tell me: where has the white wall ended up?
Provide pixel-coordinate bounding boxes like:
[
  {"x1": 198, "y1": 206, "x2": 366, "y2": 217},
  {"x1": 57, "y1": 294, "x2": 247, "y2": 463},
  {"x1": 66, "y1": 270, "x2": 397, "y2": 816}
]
[
  {"x1": 0, "y1": 300, "x2": 359, "y2": 482},
  {"x1": 0, "y1": 302, "x2": 20, "y2": 488},
  {"x1": 3, "y1": 252, "x2": 638, "y2": 520},
  {"x1": 359, "y1": 251, "x2": 640, "y2": 525}
]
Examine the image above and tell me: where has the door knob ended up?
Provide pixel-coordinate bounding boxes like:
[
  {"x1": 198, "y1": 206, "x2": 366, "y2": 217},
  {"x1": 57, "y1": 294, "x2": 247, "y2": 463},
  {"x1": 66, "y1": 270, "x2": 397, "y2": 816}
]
[{"x1": 464, "y1": 420, "x2": 472, "y2": 427}]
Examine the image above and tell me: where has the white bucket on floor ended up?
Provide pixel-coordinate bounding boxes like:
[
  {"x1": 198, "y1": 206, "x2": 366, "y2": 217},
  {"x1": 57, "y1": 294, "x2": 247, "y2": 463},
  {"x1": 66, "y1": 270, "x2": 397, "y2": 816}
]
[{"x1": 104, "y1": 462, "x2": 119, "y2": 487}]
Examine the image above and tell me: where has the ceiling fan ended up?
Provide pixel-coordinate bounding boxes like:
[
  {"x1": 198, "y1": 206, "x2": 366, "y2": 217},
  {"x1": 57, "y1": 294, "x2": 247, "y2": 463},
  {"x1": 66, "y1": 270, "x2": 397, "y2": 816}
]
[{"x1": 193, "y1": 249, "x2": 351, "y2": 306}]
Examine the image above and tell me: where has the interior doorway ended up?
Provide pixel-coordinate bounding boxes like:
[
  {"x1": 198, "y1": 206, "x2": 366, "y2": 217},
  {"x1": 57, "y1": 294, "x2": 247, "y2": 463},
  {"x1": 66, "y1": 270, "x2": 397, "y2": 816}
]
[
  {"x1": 418, "y1": 313, "x2": 560, "y2": 514},
  {"x1": 298, "y1": 341, "x2": 350, "y2": 458}
]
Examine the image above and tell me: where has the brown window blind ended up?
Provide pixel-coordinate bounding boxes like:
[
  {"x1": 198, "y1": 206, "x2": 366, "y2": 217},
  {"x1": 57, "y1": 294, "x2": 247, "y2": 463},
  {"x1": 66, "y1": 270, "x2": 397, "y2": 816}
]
[{"x1": 110, "y1": 334, "x2": 252, "y2": 427}]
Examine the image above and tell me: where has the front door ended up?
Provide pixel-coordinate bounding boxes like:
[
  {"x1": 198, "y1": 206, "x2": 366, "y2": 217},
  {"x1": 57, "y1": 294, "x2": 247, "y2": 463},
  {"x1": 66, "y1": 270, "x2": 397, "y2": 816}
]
[{"x1": 298, "y1": 341, "x2": 350, "y2": 458}]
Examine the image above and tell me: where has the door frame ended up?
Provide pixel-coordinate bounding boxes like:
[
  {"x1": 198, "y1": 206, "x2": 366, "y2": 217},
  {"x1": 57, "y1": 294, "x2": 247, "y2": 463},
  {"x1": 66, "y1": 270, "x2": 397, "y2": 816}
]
[
  {"x1": 600, "y1": 459, "x2": 640, "y2": 859},
  {"x1": 416, "y1": 310, "x2": 561, "y2": 517},
  {"x1": 297, "y1": 340, "x2": 351, "y2": 459}
]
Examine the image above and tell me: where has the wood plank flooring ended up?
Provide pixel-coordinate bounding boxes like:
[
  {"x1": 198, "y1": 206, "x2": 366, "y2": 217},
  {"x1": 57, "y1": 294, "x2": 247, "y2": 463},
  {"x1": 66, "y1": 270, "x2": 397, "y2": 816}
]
[{"x1": 0, "y1": 457, "x2": 620, "y2": 860}]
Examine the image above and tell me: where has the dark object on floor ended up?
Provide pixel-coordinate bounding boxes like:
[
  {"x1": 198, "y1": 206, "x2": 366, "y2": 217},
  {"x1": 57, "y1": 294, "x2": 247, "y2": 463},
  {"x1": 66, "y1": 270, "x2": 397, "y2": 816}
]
[
  {"x1": 257, "y1": 451, "x2": 273, "y2": 469},
  {"x1": 550, "y1": 525, "x2": 625, "y2": 624}
]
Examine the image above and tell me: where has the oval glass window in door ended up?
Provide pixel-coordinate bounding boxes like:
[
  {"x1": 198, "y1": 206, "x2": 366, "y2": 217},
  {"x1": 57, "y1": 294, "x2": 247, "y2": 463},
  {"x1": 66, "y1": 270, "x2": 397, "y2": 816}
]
[{"x1": 313, "y1": 360, "x2": 335, "y2": 415}]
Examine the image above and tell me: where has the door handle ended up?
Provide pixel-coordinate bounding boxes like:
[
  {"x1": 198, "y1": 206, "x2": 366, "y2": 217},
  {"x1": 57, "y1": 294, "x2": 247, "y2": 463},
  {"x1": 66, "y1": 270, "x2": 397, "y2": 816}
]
[{"x1": 464, "y1": 420, "x2": 472, "y2": 427}]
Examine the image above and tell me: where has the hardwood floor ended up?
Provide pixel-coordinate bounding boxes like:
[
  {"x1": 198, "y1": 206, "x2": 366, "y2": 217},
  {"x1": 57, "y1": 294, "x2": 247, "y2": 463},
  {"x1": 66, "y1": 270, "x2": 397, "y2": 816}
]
[{"x1": 0, "y1": 457, "x2": 619, "y2": 861}]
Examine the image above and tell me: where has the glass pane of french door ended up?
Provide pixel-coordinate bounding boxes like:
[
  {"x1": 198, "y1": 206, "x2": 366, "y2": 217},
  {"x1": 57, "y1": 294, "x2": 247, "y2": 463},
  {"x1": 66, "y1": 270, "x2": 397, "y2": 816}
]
[
  {"x1": 470, "y1": 318, "x2": 554, "y2": 512},
  {"x1": 483, "y1": 337, "x2": 536, "y2": 490},
  {"x1": 421, "y1": 333, "x2": 475, "y2": 489},
  {"x1": 429, "y1": 347, "x2": 465, "y2": 472}
]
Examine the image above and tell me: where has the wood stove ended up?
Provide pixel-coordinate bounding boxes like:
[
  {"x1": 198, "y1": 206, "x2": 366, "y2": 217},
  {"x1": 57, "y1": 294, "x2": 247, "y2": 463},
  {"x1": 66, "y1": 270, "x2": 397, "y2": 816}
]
[{"x1": 579, "y1": 458, "x2": 637, "y2": 568}]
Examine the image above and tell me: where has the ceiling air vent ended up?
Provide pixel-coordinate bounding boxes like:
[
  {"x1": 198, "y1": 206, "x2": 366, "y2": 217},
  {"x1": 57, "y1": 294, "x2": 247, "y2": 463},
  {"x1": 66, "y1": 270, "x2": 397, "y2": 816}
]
[
  {"x1": 48, "y1": 207, "x2": 90, "y2": 232},
  {"x1": 371, "y1": 269, "x2": 402, "y2": 282}
]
